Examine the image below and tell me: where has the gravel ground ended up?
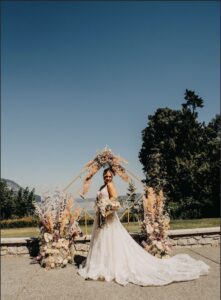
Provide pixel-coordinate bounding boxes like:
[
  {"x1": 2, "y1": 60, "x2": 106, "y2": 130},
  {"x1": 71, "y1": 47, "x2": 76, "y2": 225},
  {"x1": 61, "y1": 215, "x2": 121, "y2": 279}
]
[{"x1": 1, "y1": 245, "x2": 220, "y2": 300}]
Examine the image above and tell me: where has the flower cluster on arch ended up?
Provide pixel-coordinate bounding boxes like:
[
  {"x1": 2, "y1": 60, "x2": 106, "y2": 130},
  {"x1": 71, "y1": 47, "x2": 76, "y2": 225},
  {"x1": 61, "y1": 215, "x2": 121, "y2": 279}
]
[{"x1": 81, "y1": 148, "x2": 130, "y2": 195}]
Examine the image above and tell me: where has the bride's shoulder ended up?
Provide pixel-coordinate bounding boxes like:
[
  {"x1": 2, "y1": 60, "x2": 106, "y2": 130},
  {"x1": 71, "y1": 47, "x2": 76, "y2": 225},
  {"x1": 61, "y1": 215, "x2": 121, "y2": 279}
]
[
  {"x1": 99, "y1": 184, "x2": 106, "y2": 191},
  {"x1": 106, "y1": 182, "x2": 117, "y2": 195},
  {"x1": 106, "y1": 182, "x2": 115, "y2": 188}
]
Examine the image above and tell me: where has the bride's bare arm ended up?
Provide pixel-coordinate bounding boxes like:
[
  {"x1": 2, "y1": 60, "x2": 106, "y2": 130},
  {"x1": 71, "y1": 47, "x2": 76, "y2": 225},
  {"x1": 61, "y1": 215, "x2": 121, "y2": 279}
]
[
  {"x1": 105, "y1": 183, "x2": 120, "y2": 213},
  {"x1": 107, "y1": 183, "x2": 119, "y2": 211},
  {"x1": 107, "y1": 182, "x2": 117, "y2": 199}
]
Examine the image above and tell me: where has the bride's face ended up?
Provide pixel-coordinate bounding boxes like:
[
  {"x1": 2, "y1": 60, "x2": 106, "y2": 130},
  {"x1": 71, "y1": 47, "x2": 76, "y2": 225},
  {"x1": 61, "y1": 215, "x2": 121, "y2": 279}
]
[{"x1": 103, "y1": 171, "x2": 113, "y2": 184}]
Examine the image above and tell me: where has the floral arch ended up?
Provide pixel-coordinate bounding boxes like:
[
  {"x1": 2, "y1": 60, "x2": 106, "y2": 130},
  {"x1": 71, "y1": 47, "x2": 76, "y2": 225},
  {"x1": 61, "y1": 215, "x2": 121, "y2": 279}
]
[
  {"x1": 62, "y1": 146, "x2": 171, "y2": 258},
  {"x1": 62, "y1": 146, "x2": 146, "y2": 220},
  {"x1": 34, "y1": 146, "x2": 171, "y2": 270}
]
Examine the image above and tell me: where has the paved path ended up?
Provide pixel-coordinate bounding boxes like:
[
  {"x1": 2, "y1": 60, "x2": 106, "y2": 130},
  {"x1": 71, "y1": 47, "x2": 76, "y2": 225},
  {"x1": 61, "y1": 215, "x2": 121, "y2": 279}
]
[{"x1": 1, "y1": 245, "x2": 220, "y2": 300}]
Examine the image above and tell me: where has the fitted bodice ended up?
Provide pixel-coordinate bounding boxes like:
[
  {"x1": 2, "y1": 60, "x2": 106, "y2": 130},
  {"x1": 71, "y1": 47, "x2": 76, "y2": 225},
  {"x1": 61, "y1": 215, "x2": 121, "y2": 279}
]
[
  {"x1": 94, "y1": 184, "x2": 110, "y2": 213},
  {"x1": 96, "y1": 185, "x2": 109, "y2": 200}
]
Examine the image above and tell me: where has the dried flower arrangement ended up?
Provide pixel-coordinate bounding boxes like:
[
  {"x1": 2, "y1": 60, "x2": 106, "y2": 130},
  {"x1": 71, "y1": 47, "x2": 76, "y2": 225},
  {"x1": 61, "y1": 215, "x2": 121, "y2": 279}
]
[
  {"x1": 34, "y1": 190, "x2": 82, "y2": 269},
  {"x1": 81, "y1": 147, "x2": 129, "y2": 195},
  {"x1": 141, "y1": 187, "x2": 171, "y2": 258}
]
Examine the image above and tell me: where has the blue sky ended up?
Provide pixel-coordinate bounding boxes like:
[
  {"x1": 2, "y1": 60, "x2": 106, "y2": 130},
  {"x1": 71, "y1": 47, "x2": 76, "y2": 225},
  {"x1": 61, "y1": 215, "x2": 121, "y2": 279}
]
[{"x1": 1, "y1": 1, "x2": 220, "y2": 197}]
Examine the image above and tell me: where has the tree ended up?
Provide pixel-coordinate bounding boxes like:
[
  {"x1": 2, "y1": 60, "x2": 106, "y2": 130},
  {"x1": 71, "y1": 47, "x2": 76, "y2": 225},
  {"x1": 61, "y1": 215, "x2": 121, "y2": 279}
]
[
  {"x1": 126, "y1": 180, "x2": 137, "y2": 221},
  {"x1": 15, "y1": 187, "x2": 35, "y2": 218},
  {"x1": 201, "y1": 114, "x2": 221, "y2": 216},
  {"x1": 126, "y1": 181, "x2": 137, "y2": 221},
  {"x1": 139, "y1": 90, "x2": 220, "y2": 219},
  {"x1": 139, "y1": 107, "x2": 182, "y2": 213},
  {"x1": 0, "y1": 180, "x2": 36, "y2": 219},
  {"x1": 182, "y1": 89, "x2": 204, "y2": 113},
  {"x1": 0, "y1": 180, "x2": 16, "y2": 219},
  {"x1": 27, "y1": 188, "x2": 36, "y2": 216},
  {"x1": 141, "y1": 147, "x2": 167, "y2": 193},
  {"x1": 168, "y1": 94, "x2": 207, "y2": 218},
  {"x1": 127, "y1": 180, "x2": 136, "y2": 202}
]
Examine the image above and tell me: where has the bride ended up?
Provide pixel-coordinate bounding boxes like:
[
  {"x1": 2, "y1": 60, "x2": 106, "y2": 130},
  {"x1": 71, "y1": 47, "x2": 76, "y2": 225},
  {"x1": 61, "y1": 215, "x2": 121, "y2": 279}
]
[{"x1": 77, "y1": 167, "x2": 210, "y2": 286}]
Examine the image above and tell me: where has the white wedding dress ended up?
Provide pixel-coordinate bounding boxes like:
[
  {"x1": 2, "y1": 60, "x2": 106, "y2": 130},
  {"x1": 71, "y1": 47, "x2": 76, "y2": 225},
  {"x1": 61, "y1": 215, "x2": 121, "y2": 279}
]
[{"x1": 77, "y1": 185, "x2": 210, "y2": 286}]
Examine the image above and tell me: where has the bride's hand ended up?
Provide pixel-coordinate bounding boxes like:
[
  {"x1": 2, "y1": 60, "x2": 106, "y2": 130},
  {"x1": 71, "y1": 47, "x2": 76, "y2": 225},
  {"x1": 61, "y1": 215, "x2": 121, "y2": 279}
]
[
  {"x1": 111, "y1": 201, "x2": 120, "y2": 210},
  {"x1": 112, "y1": 206, "x2": 119, "y2": 211}
]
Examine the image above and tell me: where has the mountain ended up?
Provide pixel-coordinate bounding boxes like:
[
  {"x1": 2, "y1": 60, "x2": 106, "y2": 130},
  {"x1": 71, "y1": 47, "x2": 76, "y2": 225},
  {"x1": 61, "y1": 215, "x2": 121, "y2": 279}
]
[
  {"x1": 1, "y1": 178, "x2": 41, "y2": 202},
  {"x1": 1, "y1": 178, "x2": 21, "y2": 192},
  {"x1": 1, "y1": 178, "x2": 142, "y2": 211},
  {"x1": 73, "y1": 193, "x2": 143, "y2": 216}
]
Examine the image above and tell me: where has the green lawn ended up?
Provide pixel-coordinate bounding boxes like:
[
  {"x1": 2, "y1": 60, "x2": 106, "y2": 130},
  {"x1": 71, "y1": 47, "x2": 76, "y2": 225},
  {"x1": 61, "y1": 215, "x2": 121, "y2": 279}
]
[{"x1": 1, "y1": 218, "x2": 220, "y2": 238}]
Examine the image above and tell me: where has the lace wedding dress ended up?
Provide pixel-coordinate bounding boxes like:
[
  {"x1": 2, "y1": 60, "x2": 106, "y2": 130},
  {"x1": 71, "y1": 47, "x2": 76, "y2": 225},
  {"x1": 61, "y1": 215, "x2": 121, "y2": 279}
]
[{"x1": 77, "y1": 185, "x2": 210, "y2": 286}]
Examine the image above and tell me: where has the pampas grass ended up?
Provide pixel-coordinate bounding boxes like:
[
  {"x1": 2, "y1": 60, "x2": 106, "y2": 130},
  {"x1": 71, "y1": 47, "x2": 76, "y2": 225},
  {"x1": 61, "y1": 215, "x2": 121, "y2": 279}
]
[
  {"x1": 82, "y1": 147, "x2": 129, "y2": 195},
  {"x1": 141, "y1": 187, "x2": 172, "y2": 258},
  {"x1": 34, "y1": 190, "x2": 82, "y2": 269}
]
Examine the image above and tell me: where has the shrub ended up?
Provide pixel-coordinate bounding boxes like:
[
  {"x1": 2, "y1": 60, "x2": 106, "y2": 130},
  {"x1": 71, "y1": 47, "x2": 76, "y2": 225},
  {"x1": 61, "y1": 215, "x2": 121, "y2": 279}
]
[{"x1": 0, "y1": 216, "x2": 39, "y2": 229}]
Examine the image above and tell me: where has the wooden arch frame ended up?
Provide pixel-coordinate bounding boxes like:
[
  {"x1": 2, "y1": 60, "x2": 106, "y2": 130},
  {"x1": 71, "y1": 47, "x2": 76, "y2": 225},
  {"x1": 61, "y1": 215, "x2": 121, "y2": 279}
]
[{"x1": 62, "y1": 146, "x2": 147, "y2": 221}]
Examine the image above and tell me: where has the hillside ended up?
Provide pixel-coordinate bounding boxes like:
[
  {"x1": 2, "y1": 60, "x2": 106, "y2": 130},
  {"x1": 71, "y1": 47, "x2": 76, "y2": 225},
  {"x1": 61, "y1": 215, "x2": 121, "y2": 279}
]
[
  {"x1": 1, "y1": 178, "x2": 21, "y2": 192},
  {"x1": 1, "y1": 178, "x2": 41, "y2": 202}
]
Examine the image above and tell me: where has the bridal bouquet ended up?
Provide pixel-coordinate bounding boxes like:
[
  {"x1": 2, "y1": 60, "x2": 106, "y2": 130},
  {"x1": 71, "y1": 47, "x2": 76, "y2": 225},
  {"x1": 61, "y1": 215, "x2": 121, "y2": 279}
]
[
  {"x1": 95, "y1": 196, "x2": 121, "y2": 228},
  {"x1": 97, "y1": 198, "x2": 120, "y2": 217}
]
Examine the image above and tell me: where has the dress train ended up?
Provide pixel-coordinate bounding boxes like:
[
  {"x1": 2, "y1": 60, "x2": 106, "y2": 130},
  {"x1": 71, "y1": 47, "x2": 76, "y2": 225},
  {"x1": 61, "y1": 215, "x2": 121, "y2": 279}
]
[{"x1": 77, "y1": 186, "x2": 209, "y2": 286}]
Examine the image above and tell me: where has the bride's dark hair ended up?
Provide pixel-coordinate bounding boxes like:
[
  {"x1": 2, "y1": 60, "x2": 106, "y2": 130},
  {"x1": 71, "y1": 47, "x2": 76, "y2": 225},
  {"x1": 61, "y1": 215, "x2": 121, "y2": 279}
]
[{"x1": 103, "y1": 167, "x2": 115, "y2": 177}]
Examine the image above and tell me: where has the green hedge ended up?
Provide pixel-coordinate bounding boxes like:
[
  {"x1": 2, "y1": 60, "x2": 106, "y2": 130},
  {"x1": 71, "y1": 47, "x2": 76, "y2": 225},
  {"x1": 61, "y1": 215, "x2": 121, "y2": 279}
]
[
  {"x1": 0, "y1": 214, "x2": 137, "y2": 228},
  {"x1": 0, "y1": 216, "x2": 95, "y2": 228},
  {"x1": 0, "y1": 217, "x2": 40, "y2": 229},
  {"x1": 78, "y1": 216, "x2": 94, "y2": 225}
]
